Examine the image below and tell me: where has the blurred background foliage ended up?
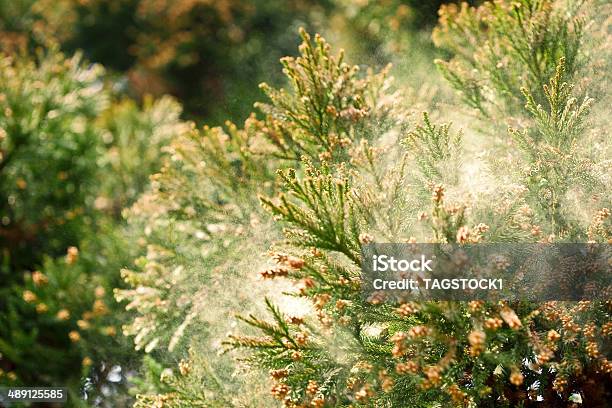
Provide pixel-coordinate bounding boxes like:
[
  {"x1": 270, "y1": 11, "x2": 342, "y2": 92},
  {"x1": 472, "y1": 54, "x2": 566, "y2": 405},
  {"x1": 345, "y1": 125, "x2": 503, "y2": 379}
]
[
  {"x1": 0, "y1": 46, "x2": 185, "y2": 405},
  {"x1": 0, "y1": 0, "x2": 476, "y2": 406},
  {"x1": 0, "y1": 0, "x2": 476, "y2": 122}
]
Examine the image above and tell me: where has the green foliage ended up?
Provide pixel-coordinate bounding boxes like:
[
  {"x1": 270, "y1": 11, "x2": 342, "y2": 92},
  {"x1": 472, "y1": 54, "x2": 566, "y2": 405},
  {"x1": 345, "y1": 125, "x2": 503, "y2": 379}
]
[
  {"x1": 323, "y1": 0, "x2": 479, "y2": 96},
  {"x1": 433, "y1": 0, "x2": 587, "y2": 117},
  {"x1": 256, "y1": 29, "x2": 395, "y2": 163},
  {"x1": 225, "y1": 8, "x2": 609, "y2": 407},
  {"x1": 0, "y1": 1, "x2": 470, "y2": 123},
  {"x1": 97, "y1": 95, "x2": 185, "y2": 212},
  {"x1": 113, "y1": 0, "x2": 610, "y2": 404},
  {"x1": 2, "y1": 226, "x2": 134, "y2": 404},
  {"x1": 0, "y1": 48, "x2": 183, "y2": 405},
  {"x1": 0, "y1": 49, "x2": 106, "y2": 260},
  {"x1": 0, "y1": 0, "x2": 69, "y2": 52},
  {"x1": 2, "y1": 0, "x2": 609, "y2": 407},
  {"x1": 0, "y1": 47, "x2": 111, "y2": 400},
  {"x1": 116, "y1": 119, "x2": 274, "y2": 355},
  {"x1": 0, "y1": 0, "x2": 336, "y2": 120},
  {"x1": 520, "y1": 57, "x2": 593, "y2": 147},
  {"x1": 261, "y1": 162, "x2": 361, "y2": 264},
  {"x1": 117, "y1": 26, "x2": 393, "y2": 353},
  {"x1": 117, "y1": 29, "x2": 397, "y2": 405},
  {"x1": 402, "y1": 112, "x2": 462, "y2": 186},
  {"x1": 509, "y1": 58, "x2": 602, "y2": 238},
  {"x1": 132, "y1": 352, "x2": 229, "y2": 408}
]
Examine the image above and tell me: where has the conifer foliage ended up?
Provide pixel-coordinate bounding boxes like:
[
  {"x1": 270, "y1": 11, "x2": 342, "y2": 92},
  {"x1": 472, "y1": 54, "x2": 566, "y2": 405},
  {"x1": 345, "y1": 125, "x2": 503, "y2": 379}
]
[
  {"x1": 433, "y1": 0, "x2": 587, "y2": 117},
  {"x1": 0, "y1": 48, "x2": 184, "y2": 403},
  {"x1": 118, "y1": 1, "x2": 610, "y2": 407}
]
